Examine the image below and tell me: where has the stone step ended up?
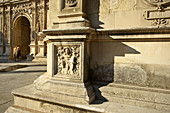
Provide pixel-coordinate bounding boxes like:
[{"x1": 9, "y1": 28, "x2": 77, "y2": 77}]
[
  {"x1": 5, "y1": 85, "x2": 104, "y2": 113},
  {"x1": 94, "y1": 82, "x2": 170, "y2": 112},
  {"x1": 6, "y1": 84, "x2": 169, "y2": 113}
]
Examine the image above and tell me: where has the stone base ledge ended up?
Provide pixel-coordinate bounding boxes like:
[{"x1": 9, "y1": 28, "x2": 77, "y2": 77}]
[
  {"x1": 5, "y1": 85, "x2": 102, "y2": 113},
  {"x1": 34, "y1": 79, "x2": 95, "y2": 104},
  {"x1": 5, "y1": 85, "x2": 169, "y2": 113},
  {"x1": 94, "y1": 82, "x2": 170, "y2": 112}
]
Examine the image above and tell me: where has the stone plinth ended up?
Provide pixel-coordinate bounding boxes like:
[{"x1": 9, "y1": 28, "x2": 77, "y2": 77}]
[
  {"x1": 38, "y1": 27, "x2": 95, "y2": 104},
  {"x1": 5, "y1": 27, "x2": 96, "y2": 113},
  {"x1": 5, "y1": 0, "x2": 96, "y2": 112}
]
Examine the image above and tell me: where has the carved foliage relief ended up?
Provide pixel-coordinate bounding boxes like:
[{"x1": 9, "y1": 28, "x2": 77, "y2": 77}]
[
  {"x1": 57, "y1": 46, "x2": 80, "y2": 76},
  {"x1": 12, "y1": 2, "x2": 33, "y2": 20}
]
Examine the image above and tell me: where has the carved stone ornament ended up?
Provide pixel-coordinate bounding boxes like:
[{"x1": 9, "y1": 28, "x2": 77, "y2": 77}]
[
  {"x1": 146, "y1": 0, "x2": 170, "y2": 6},
  {"x1": 144, "y1": 0, "x2": 170, "y2": 26},
  {"x1": 12, "y1": 2, "x2": 33, "y2": 20},
  {"x1": 57, "y1": 46, "x2": 80, "y2": 76},
  {"x1": 65, "y1": 0, "x2": 78, "y2": 7},
  {"x1": 151, "y1": 18, "x2": 169, "y2": 26}
]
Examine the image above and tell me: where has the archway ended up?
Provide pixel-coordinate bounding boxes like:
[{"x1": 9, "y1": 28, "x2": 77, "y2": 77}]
[{"x1": 13, "y1": 16, "x2": 31, "y2": 59}]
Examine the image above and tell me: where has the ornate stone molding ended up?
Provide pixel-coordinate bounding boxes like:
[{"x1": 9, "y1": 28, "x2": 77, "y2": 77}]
[{"x1": 12, "y1": 1, "x2": 33, "y2": 21}]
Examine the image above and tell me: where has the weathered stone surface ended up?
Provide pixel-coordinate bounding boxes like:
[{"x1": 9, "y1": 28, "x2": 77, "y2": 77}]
[
  {"x1": 90, "y1": 63, "x2": 113, "y2": 82},
  {"x1": 114, "y1": 63, "x2": 147, "y2": 86},
  {"x1": 5, "y1": 85, "x2": 101, "y2": 113},
  {"x1": 114, "y1": 63, "x2": 170, "y2": 89},
  {"x1": 94, "y1": 82, "x2": 170, "y2": 112}
]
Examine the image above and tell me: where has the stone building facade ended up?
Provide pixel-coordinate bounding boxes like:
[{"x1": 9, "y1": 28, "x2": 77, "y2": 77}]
[
  {"x1": 0, "y1": 0, "x2": 49, "y2": 60},
  {"x1": 5, "y1": 0, "x2": 170, "y2": 113}
]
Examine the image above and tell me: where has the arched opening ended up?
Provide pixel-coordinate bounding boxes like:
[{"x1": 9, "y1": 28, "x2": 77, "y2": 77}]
[{"x1": 13, "y1": 16, "x2": 31, "y2": 59}]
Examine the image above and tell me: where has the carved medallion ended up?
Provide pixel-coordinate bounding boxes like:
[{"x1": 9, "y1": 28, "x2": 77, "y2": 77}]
[
  {"x1": 66, "y1": 0, "x2": 78, "y2": 7},
  {"x1": 57, "y1": 46, "x2": 80, "y2": 76}
]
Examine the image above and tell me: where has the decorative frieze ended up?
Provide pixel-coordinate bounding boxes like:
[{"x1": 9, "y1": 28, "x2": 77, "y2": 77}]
[{"x1": 12, "y1": 1, "x2": 33, "y2": 20}]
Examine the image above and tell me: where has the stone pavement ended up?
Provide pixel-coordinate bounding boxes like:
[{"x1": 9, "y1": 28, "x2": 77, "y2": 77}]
[{"x1": 0, "y1": 61, "x2": 47, "y2": 113}]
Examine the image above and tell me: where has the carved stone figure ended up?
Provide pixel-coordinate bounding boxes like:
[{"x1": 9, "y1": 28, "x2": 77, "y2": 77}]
[{"x1": 57, "y1": 46, "x2": 80, "y2": 75}]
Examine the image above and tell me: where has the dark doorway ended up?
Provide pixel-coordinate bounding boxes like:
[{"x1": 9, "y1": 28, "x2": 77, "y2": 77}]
[{"x1": 13, "y1": 16, "x2": 31, "y2": 59}]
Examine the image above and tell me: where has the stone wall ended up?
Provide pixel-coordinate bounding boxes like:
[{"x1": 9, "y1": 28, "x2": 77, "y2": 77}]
[
  {"x1": 85, "y1": 0, "x2": 170, "y2": 90},
  {"x1": 89, "y1": 35, "x2": 170, "y2": 89},
  {"x1": 87, "y1": 0, "x2": 169, "y2": 29}
]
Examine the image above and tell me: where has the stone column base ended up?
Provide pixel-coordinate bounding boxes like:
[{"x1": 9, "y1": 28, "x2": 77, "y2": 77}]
[
  {"x1": 5, "y1": 82, "x2": 96, "y2": 113},
  {"x1": 33, "y1": 75, "x2": 95, "y2": 104}
]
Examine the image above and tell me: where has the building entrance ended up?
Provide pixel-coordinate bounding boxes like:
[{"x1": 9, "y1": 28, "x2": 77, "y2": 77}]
[{"x1": 13, "y1": 16, "x2": 31, "y2": 59}]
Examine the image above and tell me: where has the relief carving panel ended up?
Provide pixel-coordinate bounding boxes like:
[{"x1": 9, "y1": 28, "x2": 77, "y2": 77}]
[{"x1": 57, "y1": 45, "x2": 80, "y2": 76}]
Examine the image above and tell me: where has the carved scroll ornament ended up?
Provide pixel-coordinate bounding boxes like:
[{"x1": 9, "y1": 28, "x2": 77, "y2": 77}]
[{"x1": 66, "y1": 0, "x2": 78, "y2": 7}]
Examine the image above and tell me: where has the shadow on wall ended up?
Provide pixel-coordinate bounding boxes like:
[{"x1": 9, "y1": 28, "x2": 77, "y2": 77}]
[
  {"x1": 90, "y1": 39, "x2": 140, "y2": 83},
  {"x1": 89, "y1": 35, "x2": 141, "y2": 103},
  {"x1": 86, "y1": 0, "x2": 104, "y2": 29}
]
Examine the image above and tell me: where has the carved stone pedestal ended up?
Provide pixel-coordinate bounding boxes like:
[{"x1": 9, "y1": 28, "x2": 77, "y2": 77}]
[
  {"x1": 5, "y1": 27, "x2": 96, "y2": 113},
  {"x1": 5, "y1": 0, "x2": 96, "y2": 112},
  {"x1": 34, "y1": 79, "x2": 95, "y2": 104}
]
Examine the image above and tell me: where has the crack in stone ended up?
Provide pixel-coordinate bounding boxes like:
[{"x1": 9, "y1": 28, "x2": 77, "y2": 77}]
[{"x1": 0, "y1": 100, "x2": 12, "y2": 106}]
